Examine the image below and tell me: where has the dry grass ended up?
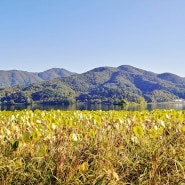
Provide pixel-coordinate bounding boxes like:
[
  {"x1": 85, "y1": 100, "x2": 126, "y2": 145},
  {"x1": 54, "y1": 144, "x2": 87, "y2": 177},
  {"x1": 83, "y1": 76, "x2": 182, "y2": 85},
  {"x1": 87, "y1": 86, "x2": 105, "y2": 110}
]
[{"x1": 1, "y1": 109, "x2": 185, "y2": 184}]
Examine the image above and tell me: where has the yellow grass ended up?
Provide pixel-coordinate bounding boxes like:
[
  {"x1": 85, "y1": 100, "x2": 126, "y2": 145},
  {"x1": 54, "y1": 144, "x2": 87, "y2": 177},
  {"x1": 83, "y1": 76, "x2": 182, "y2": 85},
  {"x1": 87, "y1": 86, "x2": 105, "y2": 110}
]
[{"x1": 1, "y1": 109, "x2": 185, "y2": 184}]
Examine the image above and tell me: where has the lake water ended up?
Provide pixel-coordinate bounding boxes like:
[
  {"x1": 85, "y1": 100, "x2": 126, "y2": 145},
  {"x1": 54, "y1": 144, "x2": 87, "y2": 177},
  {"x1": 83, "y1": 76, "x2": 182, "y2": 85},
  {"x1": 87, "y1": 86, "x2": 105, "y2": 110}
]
[{"x1": 1, "y1": 102, "x2": 185, "y2": 111}]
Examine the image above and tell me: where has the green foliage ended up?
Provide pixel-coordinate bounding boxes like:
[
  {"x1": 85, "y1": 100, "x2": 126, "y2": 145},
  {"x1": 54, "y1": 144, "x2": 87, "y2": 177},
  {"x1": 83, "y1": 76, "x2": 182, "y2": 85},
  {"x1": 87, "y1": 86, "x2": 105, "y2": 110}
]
[
  {"x1": 0, "y1": 68, "x2": 74, "y2": 88},
  {"x1": 11, "y1": 141, "x2": 19, "y2": 151},
  {"x1": 0, "y1": 65, "x2": 185, "y2": 105},
  {"x1": 144, "y1": 90, "x2": 178, "y2": 103}
]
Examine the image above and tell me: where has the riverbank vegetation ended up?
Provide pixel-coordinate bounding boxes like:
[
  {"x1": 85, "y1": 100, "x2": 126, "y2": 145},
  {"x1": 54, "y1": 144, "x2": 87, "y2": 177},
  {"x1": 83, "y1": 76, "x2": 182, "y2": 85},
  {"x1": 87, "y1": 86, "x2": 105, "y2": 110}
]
[{"x1": 1, "y1": 109, "x2": 185, "y2": 184}]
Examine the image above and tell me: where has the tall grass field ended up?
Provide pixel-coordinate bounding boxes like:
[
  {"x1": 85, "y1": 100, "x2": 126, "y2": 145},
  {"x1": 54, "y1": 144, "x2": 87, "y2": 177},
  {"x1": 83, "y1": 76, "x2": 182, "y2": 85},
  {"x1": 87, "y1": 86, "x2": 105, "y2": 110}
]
[{"x1": 1, "y1": 109, "x2": 185, "y2": 184}]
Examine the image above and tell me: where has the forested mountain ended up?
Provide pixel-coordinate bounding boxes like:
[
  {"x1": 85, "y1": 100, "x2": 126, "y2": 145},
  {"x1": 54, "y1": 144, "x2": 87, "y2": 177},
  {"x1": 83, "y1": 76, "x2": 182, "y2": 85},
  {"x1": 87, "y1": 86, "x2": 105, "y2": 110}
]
[
  {"x1": 0, "y1": 65, "x2": 185, "y2": 105},
  {"x1": 0, "y1": 68, "x2": 75, "y2": 88}
]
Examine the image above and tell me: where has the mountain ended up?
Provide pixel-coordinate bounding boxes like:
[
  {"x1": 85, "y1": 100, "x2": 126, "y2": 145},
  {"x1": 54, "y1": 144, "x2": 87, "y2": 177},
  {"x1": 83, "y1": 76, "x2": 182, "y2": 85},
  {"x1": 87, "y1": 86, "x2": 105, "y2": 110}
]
[
  {"x1": 157, "y1": 73, "x2": 185, "y2": 85},
  {"x1": 0, "y1": 65, "x2": 185, "y2": 105},
  {"x1": 37, "y1": 68, "x2": 75, "y2": 81},
  {"x1": 0, "y1": 68, "x2": 75, "y2": 88}
]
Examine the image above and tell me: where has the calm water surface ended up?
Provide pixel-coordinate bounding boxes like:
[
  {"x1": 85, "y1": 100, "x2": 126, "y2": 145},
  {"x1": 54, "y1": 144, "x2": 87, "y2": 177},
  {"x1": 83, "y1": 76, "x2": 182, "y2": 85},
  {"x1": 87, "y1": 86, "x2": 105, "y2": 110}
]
[{"x1": 1, "y1": 102, "x2": 185, "y2": 111}]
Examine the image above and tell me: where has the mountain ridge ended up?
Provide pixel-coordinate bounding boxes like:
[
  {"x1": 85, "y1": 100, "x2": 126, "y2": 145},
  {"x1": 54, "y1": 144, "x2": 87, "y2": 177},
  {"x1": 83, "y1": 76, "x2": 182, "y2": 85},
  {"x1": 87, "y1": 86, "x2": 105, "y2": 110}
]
[
  {"x1": 0, "y1": 65, "x2": 185, "y2": 105},
  {"x1": 0, "y1": 68, "x2": 75, "y2": 88}
]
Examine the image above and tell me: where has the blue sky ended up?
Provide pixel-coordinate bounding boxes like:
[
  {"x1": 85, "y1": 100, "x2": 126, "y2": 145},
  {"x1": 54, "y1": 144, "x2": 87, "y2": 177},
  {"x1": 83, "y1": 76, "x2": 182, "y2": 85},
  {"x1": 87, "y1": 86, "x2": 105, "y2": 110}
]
[{"x1": 0, "y1": 0, "x2": 185, "y2": 76}]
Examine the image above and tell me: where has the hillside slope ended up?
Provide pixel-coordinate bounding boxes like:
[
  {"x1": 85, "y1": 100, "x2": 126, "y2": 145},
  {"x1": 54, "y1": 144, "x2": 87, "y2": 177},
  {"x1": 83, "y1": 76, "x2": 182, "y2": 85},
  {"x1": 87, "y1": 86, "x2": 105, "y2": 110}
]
[
  {"x1": 0, "y1": 65, "x2": 185, "y2": 104},
  {"x1": 0, "y1": 68, "x2": 75, "y2": 88}
]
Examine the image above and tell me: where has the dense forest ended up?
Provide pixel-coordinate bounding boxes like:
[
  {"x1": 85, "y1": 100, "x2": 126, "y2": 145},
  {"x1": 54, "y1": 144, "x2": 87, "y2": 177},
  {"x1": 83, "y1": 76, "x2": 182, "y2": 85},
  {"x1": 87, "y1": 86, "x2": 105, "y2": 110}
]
[
  {"x1": 0, "y1": 65, "x2": 185, "y2": 105},
  {"x1": 0, "y1": 68, "x2": 74, "y2": 88}
]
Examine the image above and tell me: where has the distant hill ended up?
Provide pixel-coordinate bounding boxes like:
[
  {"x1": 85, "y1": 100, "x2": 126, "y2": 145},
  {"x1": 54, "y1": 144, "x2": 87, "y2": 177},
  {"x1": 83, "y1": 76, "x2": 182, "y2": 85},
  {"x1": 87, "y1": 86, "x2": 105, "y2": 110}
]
[
  {"x1": 0, "y1": 68, "x2": 75, "y2": 88},
  {"x1": 0, "y1": 65, "x2": 185, "y2": 105},
  {"x1": 157, "y1": 73, "x2": 185, "y2": 85}
]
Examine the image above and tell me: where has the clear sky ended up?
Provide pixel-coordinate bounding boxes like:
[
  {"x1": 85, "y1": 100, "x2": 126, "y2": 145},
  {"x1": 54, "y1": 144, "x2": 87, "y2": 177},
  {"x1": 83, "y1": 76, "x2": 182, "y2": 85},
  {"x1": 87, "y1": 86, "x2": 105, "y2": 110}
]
[{"x1": 0, "y1": 0, "x2": 185, "y2": 76}]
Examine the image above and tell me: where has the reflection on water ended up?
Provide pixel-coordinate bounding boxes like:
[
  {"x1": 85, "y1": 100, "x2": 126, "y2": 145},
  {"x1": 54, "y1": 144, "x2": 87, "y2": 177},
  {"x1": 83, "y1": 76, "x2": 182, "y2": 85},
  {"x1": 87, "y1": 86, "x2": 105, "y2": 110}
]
[{"x1": 1, "y1": 102, "x2": 185, "y2": 111}]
